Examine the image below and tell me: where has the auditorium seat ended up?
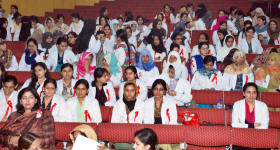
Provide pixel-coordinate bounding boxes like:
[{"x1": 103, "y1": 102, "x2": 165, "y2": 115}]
[
  {"x1": 268, "y1": 111, "x2": 280, "y2": 129},
  {"x1": 6, "y1": 41, "x2": 26, "y2": 63},
  {"x1": 100, "y1": 106, "x2": 113, "y2": 122},
  {"x1": 191, "y1": 90, "x2": 223, "y2": 105},
  {"x1": 262, "y1": 45, "x2": 279, "y2": 51},
  {"x1": 187, "y1": 108, "x2": 226, "y2": 125},
  {"x1": 245, "y1": 54, "x2": 260, "y2": 65},
  {"x1": 7, "y1": 71, "x2": 61, "y2": 85},
  {"x1": 223, "y1": 91, "x2": 243, "y2": 106},
  {"x1": 185, "y1": 126, "x2": 231, "y2": 147},
  {"x1": 261, "y1": 92, "x2": 280, "y2": 108},
  {"x1": 231, "y1": 128, "x2": 279, "y2": 149}
]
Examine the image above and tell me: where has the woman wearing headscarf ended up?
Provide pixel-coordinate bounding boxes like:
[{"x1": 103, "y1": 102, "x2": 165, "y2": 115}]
[
  {"x1": 110, "y1": 19, "x2": 119, "y2": 36},
  {"x1": 145, "y1": 32, "x2": 167, "y2": 62},
  {"x1": 136, "y1": 49, "x2": 159, "y2": 87},
  {"x1": 162, "y1": 51, "x2": 188, "y2": 80},
  {"x1": 215, "y1": 29, "x2": 229, "y2": 53},
  {"x1": 266, "y1": 19, "x2": 280, "y2": 45},
  {"x1": 74, "y1": 52, "x2": 96, "y2": 83},
  {"x1": 201, "y1": 11, "x2": 213, "y2": 27},
  {"x1": 104, "y1": 52, "x2": 122, "y2": 87},
  {"x1": 252, "y1": 7, "x2": 269, "y2": 26},
  {"x1": 68, "y1": 13, "x2": 84, "y2": 35},
  {"x1": 222, "y1": 49, "x2": 254, "y2": 91},
  {"x1": 217, "y1": 35, "x2": 237, "y2": 62},
  {"x1": 255, "y1": 52, "x2": 280, "y2": 92},
  {"x1": 44, "y1": 17, "x2": 58, "y2": 34},
  {"x1": 38, "y1": 32, "x2": 55, "y2": 60}
]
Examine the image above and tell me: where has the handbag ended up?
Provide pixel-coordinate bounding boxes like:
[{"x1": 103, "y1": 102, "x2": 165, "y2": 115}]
[{"x1": 177, "y1": 110, "x2": 200, "y2": 126}]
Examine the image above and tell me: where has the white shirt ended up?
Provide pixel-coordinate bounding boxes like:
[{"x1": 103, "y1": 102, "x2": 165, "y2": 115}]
[
  {"x1": 30, "y1": 23, "x2": 45, "y2": 35},
  {"x1": 113, "y1": 42, "x2": 126, "y2": 66},
  {"x1": 222, "y1": 72, "x2": 254, "y2": 91},
  {"x1": 137, "y1": 66, "x2": 159, "y2": 87},
  {"x1": 143, "y1": 96, "x2": 177, "y2": 125},
  {"x1": 111, "y1": 98, "x2": 145, "y2": 123},
  {"x1": 21, "y1": 78, "x2": 45, "y2": 96},
  {"x1": 0, "y1": 89, "x2": 18, "y2": 121},
  {"x1": 88, "y1": 82, "x2": 116, "y2": 106},
  {"x1": 66, "y1": 96, "x2": 102, "y2": 123},
  {"x1": 232, "y1": 99, "x2": 269, "y2": 129},
  {"x1": 73, "y1": 66, "x2": 94, "y2": 84},
  {"x1": 41, "y1": 94, "x2": 70, "y2": 122},
  {"x1": 56, "y1": 78, "x2": 77, "y2": 96},
  {"x1": 191, "y1": 71, "x2": 223, "y2": 90},
  {"x1": 5, "y1": 55, "x2": 18, "y2": 71},
  {"x1": 118, "y1": 79, "x2": 148, "y2": 101},
  {"x1": 191, "y1": 44, "x2": 216, "y2": 56},
  {"x1": 237, "y1": 38, "x2": 263, "y2": 54},
  {"x1": 18, "y1": 52, "x2": 45, "y2": 71},
  {"x1": 6, "y1": 21, "x2": 21, "y2": 41},
  {"x1": 68, "y1": 20, "x2": 84, "y2": 35},
  {"x1": 46, "y1": 49, "x2": 77, "y2": 72}
]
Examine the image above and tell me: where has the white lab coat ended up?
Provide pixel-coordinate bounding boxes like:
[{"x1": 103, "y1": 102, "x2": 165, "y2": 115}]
[
  {"x1": 188, "y1": 19, "x2": 206, "y2": 31},
  {"x1": 41, "y1": 94, "x2": 70, "y2": 122},
  {"x1": 73, "y1": 66, "x2": 94, "y2": 84},
  {"x1": 30, "y1": 23, "x2": 45, "y2": 35},
  {"x1": 190, "y1": 56, "x2": 218, "y2": 74},
  {"x1": 56, "y1": 78, "x2": 77, "y2": 96},
  {"x1": 210, "y1": 19, "x2": 238, "y2": 34},
  {"x1": 103, "y1": 37, "x2": 115, "y2": 54},
  {"x1": 0, "y1": 89, "x2": 18, "y2": 121},
  {"x1": 88, "y1": 82, "x2": 116, "y2": 106},
  {"x1": 161, "y1": 74, "x2": 192, "y2": 106},
  {"x1": 5, "y1": 55, "x2": 18, "y2": 71},
  {"x1": 191, "y1": 71, "x2": 223, "y2": 90},
  {"x1": 113, "y1": 42, "x2": 126, "y2": 66},
  {"x1": 118, "y1": 79, "x2": 148, "y2": 101},
  {"x1": 232, "y1": 99, "x2": 269, "y2": 129},
  {"x1": 66, "y1": 96, "x2": 102, "y2": 123},
  {"x1": 86, "y1": 35, "x2": 102, "y2": 66},
  {"x1": 21, "y1": 78, "x2": 45, "y2": 96},
  {"x1": 146, "y1": 44, "x2": 166, "y2": 62},
  {"x1": 191, "y1": 44, "x2": 216, "y2": 56},
  {"x1": 129, "y1": 35, "x2": 137, "y2": 50},
  {"x1": 46, "y1": 48, "x2": 77, "y2": 72},
  {"x1": 111, "y1": 98, "x2": 145, "y2": 123},
  {"x1": 222, "y1": 72, "x2": 254, "y2": 91},
  {"x1": 109, "y1": 72, "x2": 122, "y2": 87},
  {"x1": 143, "y1": 96, "x2": 177, "y2": 125},
  {"x1": 18, "y1": 52, "x2": 45, "y2": 71},
  {"x1": 6, "y1": 21, "x2": 21, "y2": 41},
  {"x1": 137, "y1": 66, "x2": 160, "y2": 87},
  {"x1": 238, "y1": 31, "x2": 258, "y2": 43},
  {"x1": 165, "y1": 39, "x2": 191, "y2": 60},
  {"x1": 68, "y1": 20, "x2": 84, "y2": 35},
  {"x1": 237, "y1": 38, "x2": 263, "y2": 54},
  {"x1": 212, "y1": 30, "x2": 232, "y2": 46}
]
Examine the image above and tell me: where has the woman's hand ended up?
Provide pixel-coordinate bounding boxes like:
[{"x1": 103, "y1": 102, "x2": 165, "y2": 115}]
[
  {"x1": 1, "y1": 116, "x2": 7, "y2": 122},
  {"x1": 9, "y1": 136, "x2": 20, "y2": 147},
  {"x1": 254, "y1": 123, "x2": 261, "y2": 128}
]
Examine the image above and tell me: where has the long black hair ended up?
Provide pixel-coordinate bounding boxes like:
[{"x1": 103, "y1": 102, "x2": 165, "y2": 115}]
[
  {"x1": 116, "y1": 29, "x2": 132, "y2": 64},
  {"x1": 16, "y1": 87, "x2": 41, "y2": 114},
  {"x1": 75, "y1": 18, "x2": 96, "y2": 54},
  {"x1": 196, "y1": 3, "x2": 207, "y2": 19},
  {"x1": 91, "y1": 68, "x2": 108, "y2": 87},
  {"x1": 0, "y1": 18, "x2": 7, "y2": 39},
  {"x1": 19, "y1": 16, "x2": 31, "y2": 41},
  {"x1": 29, "y1": 62, "x2": 50, "y2": 89},
  {"x1": 134, "y1": 128, "x2": 158, "y2": 150}
]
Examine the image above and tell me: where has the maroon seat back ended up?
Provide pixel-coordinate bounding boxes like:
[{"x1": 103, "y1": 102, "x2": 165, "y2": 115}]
[
  {"x1": 190, "y1": 30, "x2": 212, "y2": 48},
  {"x1": 187, "y1": 108, "x2": 225, "y2": 125},
  {"x1": 191, "y1": 90, "x2": 223, "y2": 105},
  {"x1": 269, "y1": 111, "x2": 280, "y2": 128},
  {"x1": 245, "y1": 54, "x2": 260, "y2": 65},
  {"x1": 6, "y1": 41, "x2": 26, "y2": 62},
  {"x1": 100, "y1": 106, "x2": 112, "y2": 122},
  {"x1": 223, "y1": 91, "x2": 243, "y2": 106},
  {"x1": 261, "y1": 92, "x2": 280, "y2": 108}
]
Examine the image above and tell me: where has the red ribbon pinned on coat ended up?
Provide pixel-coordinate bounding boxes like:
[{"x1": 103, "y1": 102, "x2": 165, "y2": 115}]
[
  {"x1": 211, "y1": 73, "x2": 218, "y2": 84},
  {"x1": 164, "y1": 13, "x2": 171, "y2": 23},
  {"x1": 106, "y1": 89, "x2": 110, "y2": 102},
  {"x1": 84, "y1": 110, "x2": 92, "y2": 122},
  {"x1": 39, "y1": 87, "x2": 44, "y2": 98},
  {"x1": 137, "y1": 85, "x2": 140, "y2": 95},
  {"x1": 180, "y1": 49, "x2": 184, "y2": 57},
  {"x1": 190, "y1": 60, "x2": 195, "y2": 68},
  {"x1": 208, "y1": 49, "x2": 211, "y2": 55},
  {"x1": 50, "y1": 103, "x2": 57, "y2": 113},
  {"x1": 4, "y1": 100, "x2": 13, "y2": 117},
  {"x1": 134, "y1": 111, "x2": 139, "y2": 122},
  {"x1": 275, "y1": 38, "x2": 280, "y2": 44},
  {"x1": 76, "y1": 74, "x2": 80, "y2": 79},
  {"x1": 245, "y1": 75, "x2": 248, "y2": 84},
  {"x1": 166, "y1": 108, "x2": 170, "y2": 122},
  {"x1": 72, "y1": 86, "x2": 76, "y2": 97},
  {"x1": 139, "y1": 72, "x2": 142, "y2": 78}
]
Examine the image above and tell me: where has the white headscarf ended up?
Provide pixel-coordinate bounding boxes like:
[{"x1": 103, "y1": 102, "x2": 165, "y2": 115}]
[
  {"x1": 217, "y1": 35, "x2": 236, "y2": 62},
  {"x1": 162, "y1": 51, "x2": 183, "y2": 79}
]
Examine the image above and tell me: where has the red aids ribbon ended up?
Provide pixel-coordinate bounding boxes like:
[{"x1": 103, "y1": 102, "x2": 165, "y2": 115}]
[
  {"x1": 275, "y1": 38, "x2": 280, "y2": 44},
  {"x1": 166, "y1": 108, "x2": 170, "y2": 122},
  {"x1": 72, "y1": 86, "x2": 76, "y2": 97},
  {"x1": 76, "y1": 74, "x2": 80, "y2": 79},
  {"x1": 106, "y1": 89, "x2": 110, "y2": 101},
  {"x1": 180, "y1": 49, "x2": 184, "y2": 57},
  {"x1": 245, "y1": 75, "x2": 248, "y2": 84},
  {"x1": 84, "y1": 110, "x2": 92, "y2": 122},
  {"x1": 139, "y1": 72, "x2": 142, "y2": 78},
  {"x1": 50, "y1": 103, "x2": 57, "y2": 113},
  {"x1": 134, "y1": 111, "x2": 139, "y2": 122},
  {"x1": 211, "y1": 73, "x2": 218, "y2": 84},
  {"x1": 190, "y1": 59, "x2": 195, "y2": 68},
  {"x1": 40, "y1": 87, "x2": 44, "y2": 98},
  {"x1": 137, "y1": 85, "x2": 140, "y2": 95},
  {"x1": 208, "y1": 49, "x2": 211, "y2": 55},
  {"x1": 4, "y1": 100, "x2": 13, "y2": 117},
  {"x1": 43, "y1": 56, "x2": 46, "y2": 60}
]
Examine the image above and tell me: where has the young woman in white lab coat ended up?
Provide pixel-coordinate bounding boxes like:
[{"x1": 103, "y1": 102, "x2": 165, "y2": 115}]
[
  {"x1": 212, "y1": 21, "x2": 232, "y2": 46},
  {"x1": 46, "y1": 37, "x2": 77, "y2": 72},
  {"x1": 111, "y1": 81, "x2": 145, "y2": 123},
  {"x1": 238, "y1": 20, "x2": 258, "y2": 43},
  {"x1": 191, "y1": 32, "x2": 216, "y2": 56},
  {"x1": 143, "y1": 79, "x2": 177, "y2": 125},
  {"x1": 136, "y1": 49, "x2": 159, "y2": 87},
  {"x1": 266, "y1": 19, "x2": 280, "y2": 45},
  {"x1": 56, "y1": 63, "x2": 77, "y2": 100},
  {"x1": 0, "y1": 75, "x2": 18, "y2": 122},
  {"x1": 88, "y1": 68, "x2": 116, "y2": 106},
  {"x1": 41, "y1": 78, "x2": 70, "y2": 122},
  {"x1": 232, "y1": 82, "x2": 269, "y2": 129},
  {"x1": 74, "y1": 52, "x2": 96, "y2": 83},
  {"x1": 216, "y1": 35, "x2": 236, "y2": 62},
  {"x1": 6, "y1": 12, "x2": 21, "y2": 41},
  {"x1": 103, "y1": 52, "x2": 122, "y2": 87},
  {"x1": 191, "y1": 55, "x2": 222, "y2": 90},
  {"x1": 68, "y1": 13, "x2": 84, "y2": 35},
  {"x1": 145, "y1": 33, "x2": 167, "y2": 62},
  {"x1": 185, "y1": 19, "x2": 206, "y2": 31},
  {"x1": 19, "y1": 38, "x2": 45, "y2": 71},
  {"x1": 237, "y1": 26, "x2": 263, "y2": 54},
  {"x1": 21, "y1": 62, "x2": 50, "y2": 97},
  {"x1": 222, "y1": 49, "x2": 254, "y2": 91},
  {"x1": 119, "y1": 66, "x2": 147, "y2": 101},
  {"x1": 161, "y1": 65, "x2": 192, "y2": 106},
  {"x1": 0, "y1": 40, "x2": 18, "y2": 71},
  {"x1": 66, "y1": 79, "x2": 102, "y2": 123}
]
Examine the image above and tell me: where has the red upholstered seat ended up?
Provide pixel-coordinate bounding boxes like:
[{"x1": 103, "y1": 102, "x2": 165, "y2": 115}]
[
  {"x1": 187, "y1": 108, "x2": 226, "y2": 125},
  {"x1": 6, "y1": 41, "x2": 26, "y2": 63},
  {"x1": 191, "y1": 90, "x2": 223, "y2": 105},
  {"x1": 261, "y1": 92, "x2": 280, "y2": 108},
  {"x1": 223, "y1": 91, "x2": 243, "y2": 106},
  {"x1": 55, "y1": 122, "x2": 97, "y2": 142},
  {"x1": 97, "y1": 123, "x2": 185, "y2": 144},
  {"x1": 262, "y1": 45, "x2": 279, "y2": 51},
  {"x1": 7, "y1": 71, "x2": 61, "y2": 84},
  {"x1": 190, "y1": 30, "x2": 212, "y2": 48},
  {"x1": 226, "y1": 110, "x2": 232, "y2": 126},
  {"x1": 231, "y1": 128, "x2": 279, "y2": 148},
  {"x1": 245, "y1": 54, "x2": 260, "y2": 65},
  {"x1": 187, "y1": 145, "x2": 226, "y2": 150},
  {"x1": 185, "y1": 126, "x2": 231, "y2": 147},
  {"x1": 100, "y1": 106, "x2": 113, "y2": 122},
  {"x1": 269, "y1": 111, "x2": 280, "y2": 129}
]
